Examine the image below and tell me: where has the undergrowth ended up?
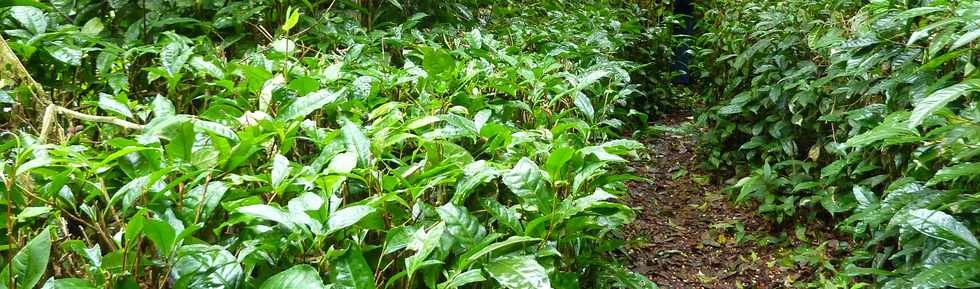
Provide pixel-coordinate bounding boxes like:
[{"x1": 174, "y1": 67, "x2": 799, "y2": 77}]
[
  {"x1": 696, "y1": 0, "x2": 980, "y2": 287},
  {"x1": 0, "y1": 1, "x2": 665, "y2": 288}
]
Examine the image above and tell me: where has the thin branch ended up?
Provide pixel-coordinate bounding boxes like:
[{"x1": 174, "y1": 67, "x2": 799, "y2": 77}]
[{"x1": 40, "y1": 105, "x2": 145, "y2": 143}]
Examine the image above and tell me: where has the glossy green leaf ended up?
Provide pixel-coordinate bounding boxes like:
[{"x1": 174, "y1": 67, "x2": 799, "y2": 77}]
[
  {"x1": 0, "y1": 229, "x2": 51, "y2": 289},
  {"x1": 153, "y1": 95, "x2": 176, "y2": 117},
  {"x1": 909, "y1": 79, "x2": 980, "y2": 127},
  {"x1": 327, "y1": 205, "x2": 375, "y2": 234},
  {"x1": 906, "y1": 209, "x2": 980, "y2": 249},
  {"x1": 341, "y1": 118, "x2": 372, "y2": 167},
  {"x1": 278, "y1": 88, "x2": 344, "y2": 120},
  {"x1": 484, "y1": 256, "x2": 552, "y2": 289},
  {"x1": 98, "y1": 93, "x2": 133, "y2": 119},
  {"x1": 143, "y1": 219, "x2": 177, "y2": 256},
  {"x1": 330, "y1": 247, "x2": 376, "y2": 289},
  {"x1": 171, "y1": 245, "x2": 243, "y2": 289},
  {"x1": 271, "y1": 154, "x2": 290, "y2": 189},
  {"x1": 9, "y1": 6, "x2": 46, "y2": 34},
  {"x1": 260, "y1": 265, "x2": 326, "y2": 289},
  {"x1": 40, "y1": 278, "x2": 98, "y2": 289},
  {"x1": 502, "y1": 158, "x2": 553, "y2": 213}
]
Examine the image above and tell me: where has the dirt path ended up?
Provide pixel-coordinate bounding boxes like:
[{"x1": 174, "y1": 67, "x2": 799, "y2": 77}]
[{"x1": 622, "y1": 115, "x2": 802, "y2": 289}]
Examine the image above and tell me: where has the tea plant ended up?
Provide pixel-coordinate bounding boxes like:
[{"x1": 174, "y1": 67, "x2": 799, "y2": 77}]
[
  {"x1": 697, "y1": 0, "x2": 980, "y2": 287},
  {"x1": 0, "y1": 1, "x2": 661, "y2": 288}
]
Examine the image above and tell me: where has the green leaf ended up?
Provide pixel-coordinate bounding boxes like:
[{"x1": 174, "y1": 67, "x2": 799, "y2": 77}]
[
  {"x1": 572, "y1": 91, "x2": 595, "y2": 120},
  {"x1": 437, "y1": 203, "x2": 486, "y2": 247},
  {"x1": 161, "y1": 37, "x2": 193, "y2": 75},
  {"x1": 604, "y1": 265, "x2": 659, "y2": 289},
  {"x1": 502, "y1": 158, "x2": 553, "y2": 213},
  {"x1": 422, "y1": 47, "x2": 455, "y2": 76},
  {"x1": 453, "y1": 160, "x2": 500, "y2": 204},
  {"x1": 462, "y1": 236, "x2": 539, "y2": 268},
  {"x1": 439, "y1": 269, "x2": 485, "y2": 289},
  {"x1": 406, "y1": 223, "x2": 445, "y2": 277},
  {"x1": 480, "y1": 199, "x2": 524, "y2": 234},
  {"x1": 910, "y1": 79, "x2": 980, "y2": 128},
  {"x1": 237, "y1": 205, "x2": 295, "y2": 229},
  {"x1": 260, "y1": 265, "x2": 326, "y2": 289},
  {"x1": 281, "y1": 7, "x2": 300, "y2": 32},
  {"x1": 928, "y1": 162, "x2": 980, "y2": 186},
  {"x1": 153, "y1": 95, "x2": 176, "y2": 117},
  {"x1": 80, "y1": 17, "x2": 104, "y2": 35},
  {"x1": 190, "y1": 56, "x2": 224, "y2": 79},
  {"x1": 278, "y1": 88, "x2": 345, "y2": 120},
  {"x1": 327, "y1": 205, "x2": 375, "y2": 234},
  {"x1": 180, "y1": 181, "x2": 229, "y2": 222},
  {"x1": 951, "y1": 29, "x2": 980, "y2": 50},
  {"x1": 9, "y1": 6, "x2": 46, "y2": 34},
  {"x1": 171, "y1": 245, "x2": 243, "y2": 289},
  {"x1": 321, "y1": 62, "x2": 344, "y2": 81},
  {"x1": 271, "y1": 154, "x2": 290, "y2": 189},
  {"x1": 260, "y1": 75, "x2": 286, "y2": 113},
  {"x1": 484, "y1": 256, "x2": 552, "y2": 289},
  {"x1": 330, "y1": 247, "x2": 376, "y2": 289},
  {"x1": 910, "y1": 259, "x2": 980, "y2": 289},
  {"x1": 98, "y1": 93, "x2": 134, "y2": 119},
  {"x1": 906, "y1": 209, "x2": 980, "y2": 249},
  {"x1": 40, "y1": 278, "x2": 98, "y2": 289},
  {"x1": 341, "y1": 118, "x2": 373, "y2": 167},
  {"x1": 193, "y1": 120, "x2": 239, "y2": 141},
  {"x1": 845, "y1": 112, "x2": 919, "y2": 147},
  {"x1": 0, "y1": 228, "x2": 51, "y2": 289},
  {"x1": 327, "y1": 151, "x2": 358, "y2": 174},
  {"x1": 143, "y1": 219, "x2": 177, "y2": 256},
  {"x1": 271, "y1": 39, "x2": 296, "y2": 55}
]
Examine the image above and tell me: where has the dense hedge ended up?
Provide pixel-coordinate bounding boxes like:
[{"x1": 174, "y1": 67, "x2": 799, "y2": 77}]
[{"x1": 696, "y1": 0, "x2": 980, "y2": 286}]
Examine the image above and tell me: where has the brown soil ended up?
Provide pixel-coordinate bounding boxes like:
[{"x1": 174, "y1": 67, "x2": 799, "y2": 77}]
[{"x1": 622, "y1": 115, "x2": 805, "y2": 289}]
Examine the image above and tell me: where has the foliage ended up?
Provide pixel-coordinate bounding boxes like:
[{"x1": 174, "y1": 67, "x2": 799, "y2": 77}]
[
  {"x1": 696, "y1": 0, "x2": 980, "y2": 286},
  {"x1": 0, "y1": 1, "x2": 659, "y2": 288}
]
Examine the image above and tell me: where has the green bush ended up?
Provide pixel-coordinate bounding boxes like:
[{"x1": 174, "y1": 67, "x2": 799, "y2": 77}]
[
  {"x1": 697, "y1": 0, "x2": 980, "y2": 286},
  {"x1": 0, "y1": 1, "x2": 659, "y2": 288}
]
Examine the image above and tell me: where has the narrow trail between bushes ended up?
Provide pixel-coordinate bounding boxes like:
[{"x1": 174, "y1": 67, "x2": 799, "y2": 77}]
[{"x1": 621, "y1": 114, "x2": 812, "y2": 289}]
